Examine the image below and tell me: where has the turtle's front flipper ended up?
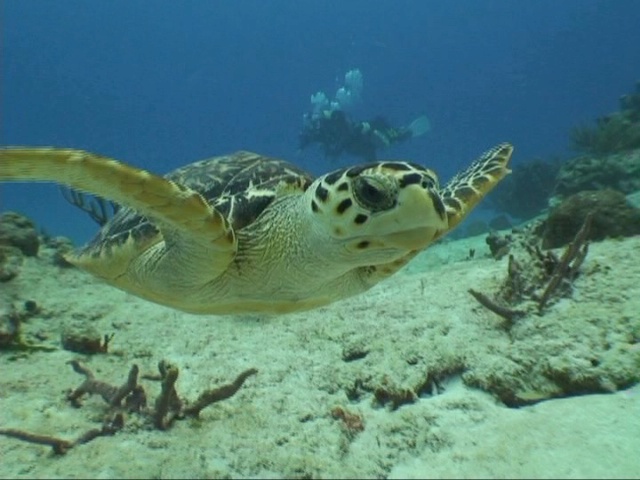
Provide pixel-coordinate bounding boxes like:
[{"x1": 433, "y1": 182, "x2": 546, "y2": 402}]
[
  {"x1": 438, "y1": 143, "x2": 513, "y2": 235},
  {"x1": 0, "y1": 147, "x2": 236, "y2": 257}
]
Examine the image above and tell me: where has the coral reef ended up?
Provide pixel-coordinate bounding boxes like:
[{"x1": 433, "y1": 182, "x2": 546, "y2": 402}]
[
  {"x1": 542, "y1": 189, "x2": 640, "y2": 249},
  {"x1": 0, "y1": 246, "x2": 22, "y2": 282},
  {"x1": 554, "y1": 82, "x2": 640, "y2": 207},
  {"x1": 0, "y1": 211, "x2": 40, "y2": 257},
  {"x1": 456, "y1": 86, "x2": 640, "y2": 227},
  {"x1": 570, "y1": 116, "x2": 640, "y2": 156},
  {"x1": 570, "y1": 81, "x2": 640, "y2": 155},
  {"x1": 553, "y1": 149, "x2": 640, "y2": 200},
  {"x1": 0, "y1": 211, "x2": 76, "y2": 281},
  {"x1": 44, "y1": 235, "x2": 76, "y2": 268}
]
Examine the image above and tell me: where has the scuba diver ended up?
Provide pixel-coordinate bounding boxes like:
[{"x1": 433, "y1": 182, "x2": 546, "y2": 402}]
[{"x1": 299, "y1": 109, "x2": 431, "y2": 161}]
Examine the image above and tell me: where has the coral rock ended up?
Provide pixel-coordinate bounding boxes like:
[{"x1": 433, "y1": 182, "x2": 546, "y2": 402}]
[
  {"x1": 0, "y1": 212, "x2": 40, "y2": 256},
  {"x1": 542, "y1": 189, "x2": 640, "y2": 248},
  {"x1": 553, "y1": 150, "x2": 640, "y2": 200},
  {"x1": 0, "y1": 246, "x2": 23, "y2": 282}
]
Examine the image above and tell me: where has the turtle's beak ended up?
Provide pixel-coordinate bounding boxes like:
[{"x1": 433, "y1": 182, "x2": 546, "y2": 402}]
[{"x1": 382, "y1": 226, "x2": 442, "y2": 250}]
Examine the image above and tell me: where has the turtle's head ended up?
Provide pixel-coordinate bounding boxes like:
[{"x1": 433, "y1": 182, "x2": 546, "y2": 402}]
[{"x1": 306, "y1": 161, "x2": 449, "y2": 265}]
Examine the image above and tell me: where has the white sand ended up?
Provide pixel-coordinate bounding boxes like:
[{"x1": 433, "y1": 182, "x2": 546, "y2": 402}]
[{"x1": 1, "y1": 233, "x2": 639, "y2": 479}]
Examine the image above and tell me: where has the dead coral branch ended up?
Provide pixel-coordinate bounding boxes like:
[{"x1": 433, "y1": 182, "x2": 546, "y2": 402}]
[
  {"x1": 470, "y1": 214, "x2": 592, "y2": 323},
  {"x1": 538, "y1": 213, "x2": 592, "y2": 311},
  {"x1": 0, "y1": 428, "x2": 73, "y2": 455},
  {"x1": 183, "y1": 368, "x2": 258, "y2": 418},
  {"x1": 0, "y1": 414, "x2": 124, "y2": 455},
  {"x1": 153, "y1": 361, "x2": 182, "y2": 430},
  {"x1": 468, "y1": 289, "x2": 525, "y2": 324},
  {"x1": 150, "y1": 361, "x2": 258, "y2": 428},
  {"x1": 0, "y1": 360, "x2": 257, "y2": 455},
  {"x1": 67, "y1": 360, "x2": 139, "y2": 408}
]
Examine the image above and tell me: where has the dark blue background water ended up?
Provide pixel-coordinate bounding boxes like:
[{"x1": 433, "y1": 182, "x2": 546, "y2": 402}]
[{"x1": 2, "y1": 0, "x2": 639, "y2": 243}]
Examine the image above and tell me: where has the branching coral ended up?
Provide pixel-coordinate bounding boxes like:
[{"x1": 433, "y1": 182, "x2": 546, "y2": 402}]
[
  {"x1": 0, "y1": 360, "x2": 257, "y2": 454},
  {"x1": 469, "y1": 214, "x2": 592, "y2": 324}
]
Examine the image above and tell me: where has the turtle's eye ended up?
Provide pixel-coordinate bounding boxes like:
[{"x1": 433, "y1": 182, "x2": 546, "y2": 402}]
[{"x1": 352, "y1": 176, "x2": 396, "y2": 212}]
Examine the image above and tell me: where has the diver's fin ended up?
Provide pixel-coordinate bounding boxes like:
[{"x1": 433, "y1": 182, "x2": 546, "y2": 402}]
[{"x1": 407, "y1": 115, "x2": 431, "y2": 138}]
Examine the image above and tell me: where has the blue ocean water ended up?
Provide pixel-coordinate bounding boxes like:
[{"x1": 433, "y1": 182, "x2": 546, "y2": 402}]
[{"x1": 1, "y1": 0, "x2": 639, "y2": 243}]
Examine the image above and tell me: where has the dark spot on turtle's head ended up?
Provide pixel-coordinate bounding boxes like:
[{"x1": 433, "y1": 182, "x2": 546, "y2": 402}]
[
  {"x1": 421, "y1": 178, "x2": 436, "y2": 189},
  {"x1": 398, "y1": 173, "x2": 423, "y2": 188},
  {"x1": 315, "y1": 184, "x2": 329, "y2": 202},
  {"x1": 381, "y1": 162, "x2": 411, "y2": 171},
  {"x1": 356, "y1": 240, "x2": 370, "y2": 249},
  {"x1": 311, "y1": 200, "x2": 319, "y2": 212},
  {"x1": 354, "y1": 213, "x2": 368, "y2": 224},
  {"x1": 346, "y1": 163, "x2": 379, "y2": 178},
  {"x1": 337, "y1": 182, "x2": 349, "y2": 192},
  {"x1": 301, "y1": 178, "x2": 313, "y2": 190},
  {"x1": 324, "y1": 170, "x2": 344, "y2": 185},
  {"x1": 336, "y1": 198, "x2": 353, "y2": 214},
  {"x1": 429, "y1": 190, "x2": 446, "y2": 220}
]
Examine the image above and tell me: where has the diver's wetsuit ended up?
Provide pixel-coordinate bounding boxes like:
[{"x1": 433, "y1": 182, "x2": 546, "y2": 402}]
[{"x1": 300, "y1": 110, "x2": 412, "y2": 161}]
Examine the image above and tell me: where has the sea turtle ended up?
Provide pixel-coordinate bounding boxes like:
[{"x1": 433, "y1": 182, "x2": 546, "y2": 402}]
[{"x1": 0, "y1": 144, "x2": 513, "y2": 314}]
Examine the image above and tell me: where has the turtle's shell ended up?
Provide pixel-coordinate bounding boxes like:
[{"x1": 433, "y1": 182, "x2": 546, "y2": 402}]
[{"x1": 79, "y1": 152, "x2": 313, "y2": 257}]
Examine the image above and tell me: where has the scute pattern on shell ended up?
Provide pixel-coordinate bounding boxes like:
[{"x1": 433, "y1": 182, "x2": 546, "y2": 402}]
[{"x1": 79, "y1": 152, "x2": 314, "y2": 257}]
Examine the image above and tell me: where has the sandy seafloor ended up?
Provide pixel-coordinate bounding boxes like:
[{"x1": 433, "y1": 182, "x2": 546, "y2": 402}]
[{"x1": 1, "y1": 229, "x2": 639, "y2": 479}]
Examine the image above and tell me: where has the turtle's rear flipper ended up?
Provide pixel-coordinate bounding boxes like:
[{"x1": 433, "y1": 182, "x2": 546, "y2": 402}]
[{"x1": 0, "y1": 147, "x2": 236, "y2": 257}]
